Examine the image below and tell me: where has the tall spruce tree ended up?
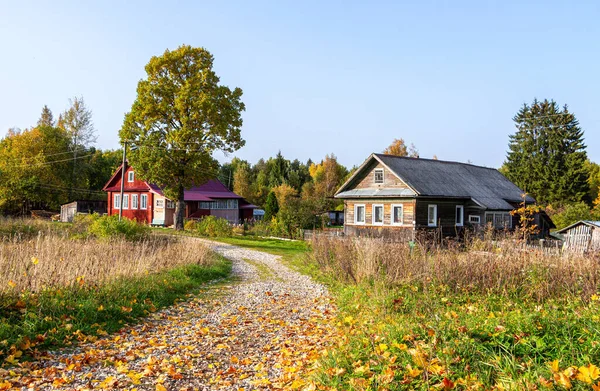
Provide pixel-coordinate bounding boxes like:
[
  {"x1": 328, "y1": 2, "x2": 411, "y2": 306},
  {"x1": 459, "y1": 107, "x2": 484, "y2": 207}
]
[
  {"x1": 505, "y1": 99, "x2": 589, "y2": 205},
  {"x1": 37, "y1": 105, "x2": 54, "y2": 127}
]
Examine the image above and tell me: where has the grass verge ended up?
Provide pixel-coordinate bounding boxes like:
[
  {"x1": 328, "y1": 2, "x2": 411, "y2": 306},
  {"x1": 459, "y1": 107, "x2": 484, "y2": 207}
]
[
  {"x1": 214, "y1": 234, "x2": 600, "y2": 390},
  {"x1": 0, "y1": 256, "x2": 231, "y2": 363}
]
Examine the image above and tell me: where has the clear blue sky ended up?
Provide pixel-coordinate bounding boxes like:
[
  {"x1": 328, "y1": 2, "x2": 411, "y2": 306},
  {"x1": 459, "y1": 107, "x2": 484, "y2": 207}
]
[{"x1": 1, "y1": 0, "x2": 598, "y2": 169}]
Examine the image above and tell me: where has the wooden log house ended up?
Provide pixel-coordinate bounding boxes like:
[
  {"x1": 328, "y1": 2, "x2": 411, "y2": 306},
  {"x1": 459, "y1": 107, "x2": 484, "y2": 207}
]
[{"x1": 335, "y1": 153, "x2": 554, "y2": 239}]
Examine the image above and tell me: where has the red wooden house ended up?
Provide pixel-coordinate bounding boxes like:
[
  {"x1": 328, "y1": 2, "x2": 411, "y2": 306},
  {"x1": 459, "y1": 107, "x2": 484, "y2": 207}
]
[{"x1": 102, "y1": 165, "x2": 256, "y2": 226}]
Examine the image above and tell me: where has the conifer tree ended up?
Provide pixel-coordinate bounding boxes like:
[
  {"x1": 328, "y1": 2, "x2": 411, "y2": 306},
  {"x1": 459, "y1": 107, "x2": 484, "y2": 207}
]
[
  {"x1": 264, "y1": 191, "x2": 279, "y2": 221},
  {"x1": 37, "y1": 105, "x2": 54, "y2": 127},
  {"x1": 505, "y1": 99, "x2": 589, "y2": 205}
]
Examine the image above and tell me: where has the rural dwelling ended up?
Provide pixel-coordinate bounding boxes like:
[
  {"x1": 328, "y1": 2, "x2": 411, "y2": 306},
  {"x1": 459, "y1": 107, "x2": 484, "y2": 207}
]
[
  {"x1": 60, "y1": 200, "x2": 107, "y2": 223},
  {"x1": 555, "y1": 221, "x2": 600, "y2": 253},
  {"x1": 335, "y1": 153, "x2": 554, "y2": 240},
  {"x1": 102, "y1": 165, "x2": 257, "y2": 226}
]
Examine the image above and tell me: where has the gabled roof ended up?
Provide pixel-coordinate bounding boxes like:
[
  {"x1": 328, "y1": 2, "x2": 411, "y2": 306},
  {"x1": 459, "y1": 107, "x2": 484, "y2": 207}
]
[
  {"x1": 556, "y1": 220, "x2": 600, "y2": 234},
  {"x1": 336, "y1": 153, "x2": 534, "y2": 210},
  {"x1": 103, "y1": 166, "x2": 245, "y2": 203}
]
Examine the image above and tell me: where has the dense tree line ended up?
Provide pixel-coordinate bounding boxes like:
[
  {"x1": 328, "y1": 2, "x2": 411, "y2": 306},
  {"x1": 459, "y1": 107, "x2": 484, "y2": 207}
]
[
  {"x1": 0, "y1": 102, "x2": 121, "y2": 215},
  {"x1": 503, "y1": 99, "x2": 599, "y2": 228}
]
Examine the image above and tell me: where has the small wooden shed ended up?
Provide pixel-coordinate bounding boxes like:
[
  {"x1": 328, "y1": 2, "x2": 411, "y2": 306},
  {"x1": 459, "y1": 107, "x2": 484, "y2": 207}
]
[
  {"x1": 555, "y1": 220, "x2": 600, "y2": 253},
  {"x1": 60, "y1": 200, "x2": 107, "y2": 223}
]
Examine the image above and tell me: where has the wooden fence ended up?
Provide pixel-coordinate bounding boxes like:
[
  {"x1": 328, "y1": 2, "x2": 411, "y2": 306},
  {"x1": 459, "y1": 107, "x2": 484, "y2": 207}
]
[{"x1": 303, "y1": 228, "x2": 344, "y2": 241}]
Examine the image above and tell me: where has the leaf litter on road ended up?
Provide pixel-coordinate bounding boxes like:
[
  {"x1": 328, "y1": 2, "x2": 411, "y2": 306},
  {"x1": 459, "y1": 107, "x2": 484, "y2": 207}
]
[{"x1": 1, "y1": 241, "x2": 340, "y2": 390}]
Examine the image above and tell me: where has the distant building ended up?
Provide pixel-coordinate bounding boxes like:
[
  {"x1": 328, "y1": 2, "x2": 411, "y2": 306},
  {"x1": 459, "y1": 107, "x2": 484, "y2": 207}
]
[
  {"x1": 60, "y1": 200, "x2": 107, "y2": 223},
  {"x1": 555, "y1": 221, "x2": 600, "y2": 253},
  {"x1": 335, "y1": 153, "x2": 554, "y2": 239},
  {"x1": 102, "y1": 164, "x2": 256, "y2": 226}
]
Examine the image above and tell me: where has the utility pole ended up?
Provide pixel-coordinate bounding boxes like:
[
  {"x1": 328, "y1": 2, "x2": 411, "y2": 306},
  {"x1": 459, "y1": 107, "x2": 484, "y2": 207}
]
[{"x1": 119, "y1": 141, "x2": 127, "y2": 221}]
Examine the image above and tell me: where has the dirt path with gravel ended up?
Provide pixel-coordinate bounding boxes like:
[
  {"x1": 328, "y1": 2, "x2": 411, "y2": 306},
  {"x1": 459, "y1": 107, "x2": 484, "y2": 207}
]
[{"x1": 2, "y1": 240, "x2": 338, "y2": 390}]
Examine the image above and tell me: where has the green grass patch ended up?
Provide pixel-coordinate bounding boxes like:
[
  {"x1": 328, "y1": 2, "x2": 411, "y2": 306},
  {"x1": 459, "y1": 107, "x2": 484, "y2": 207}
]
[
  {"x1": 317, "y1": 282, "x2": 600, "y2": 390},
  {"x1": 0, "y1": 256, "x2": 231, "y2": 362},
  {"x1": 222, "y1": 234, "x2": 600, "y2": 389}
]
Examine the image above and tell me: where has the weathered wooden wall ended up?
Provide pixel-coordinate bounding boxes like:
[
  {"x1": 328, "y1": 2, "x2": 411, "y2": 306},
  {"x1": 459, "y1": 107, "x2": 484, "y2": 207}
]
[
  {"x1": 353, "y1": 162, "x2": 412, "y2": 190},
  {"x1": 563, "y1": 224, "x2": 595, "y2": 253},
  {"x1": 344, "y1": 199, "x2": 416, "y2": 226}
]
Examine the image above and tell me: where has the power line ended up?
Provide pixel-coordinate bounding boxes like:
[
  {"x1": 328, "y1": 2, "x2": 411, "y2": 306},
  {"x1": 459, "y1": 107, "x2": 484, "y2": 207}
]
[
  {"x1": 1, "y1": 153, "x2": 96, "y2": 169},
  {"x1": 37, "y1": 184, "x2": 106, "y2": 195}
]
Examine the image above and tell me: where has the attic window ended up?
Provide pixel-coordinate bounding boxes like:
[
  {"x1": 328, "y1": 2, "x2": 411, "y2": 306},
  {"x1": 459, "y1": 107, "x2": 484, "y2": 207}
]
[
  {"x1": 128, "y1": 171, "x2": 134, "y2": 182},
  {"x1": 374, "y1": 169, "x2": 384, "y2": 184}
]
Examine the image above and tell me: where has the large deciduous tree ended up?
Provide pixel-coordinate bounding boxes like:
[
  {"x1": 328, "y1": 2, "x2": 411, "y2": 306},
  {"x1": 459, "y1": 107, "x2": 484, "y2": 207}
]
[
  {"x1": 504, "y1": 99, "x2": 589, "y2": 205},
  {"x1": 120, "y1": 45, "x2": 245, "y2": 230}
]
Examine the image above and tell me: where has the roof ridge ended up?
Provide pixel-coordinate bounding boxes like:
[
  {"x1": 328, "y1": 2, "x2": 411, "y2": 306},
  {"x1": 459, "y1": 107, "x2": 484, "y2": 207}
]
[{"x1": 373, "y1": 153, "x2": 499, "y2": 171}]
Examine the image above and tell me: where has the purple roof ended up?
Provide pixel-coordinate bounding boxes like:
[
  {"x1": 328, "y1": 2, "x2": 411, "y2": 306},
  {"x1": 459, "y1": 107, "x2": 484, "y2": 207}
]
[{"x1": 149, "y1": 180, "x2": 242, "y2": 201}]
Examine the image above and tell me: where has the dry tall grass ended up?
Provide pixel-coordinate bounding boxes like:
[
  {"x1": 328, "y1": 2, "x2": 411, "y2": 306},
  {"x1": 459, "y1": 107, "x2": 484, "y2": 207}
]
[
  {"x1": 310, "y1": 236, "x2": 600, "y2": 301},
  {"x1": 0, "y1": 234, "x2": 213, "y2": 293}
]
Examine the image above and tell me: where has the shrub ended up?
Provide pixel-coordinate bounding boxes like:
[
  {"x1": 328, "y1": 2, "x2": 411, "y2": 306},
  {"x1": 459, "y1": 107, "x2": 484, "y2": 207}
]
[
  {"x1": 88, "y1": 215, "x2": 149, "y2": 241},
  {"x1": 195, "y1": 216, "x2": 232, "y2": 237},
  {"x1": 184, "y1": 219, "x2": 197, "y2": 231},
  {"x1": 232, "y1": 224, "x2": 245, "y2": 235},
  {"x1": 548, "y1": 202, "x2": 598, "y2": 229}
]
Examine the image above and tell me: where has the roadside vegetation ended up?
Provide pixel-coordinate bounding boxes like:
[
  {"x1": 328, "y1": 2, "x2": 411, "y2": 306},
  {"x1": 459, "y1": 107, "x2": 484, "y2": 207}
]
[
  {"x1": 0, "y1": 217, "x2": 230, "y2": 363},
  {"x1": 220, "y1": 234, "x2": 600, "y2": 390},
  {"x1": 308, "y1": 235, "x2": 600, "y2": 390}
]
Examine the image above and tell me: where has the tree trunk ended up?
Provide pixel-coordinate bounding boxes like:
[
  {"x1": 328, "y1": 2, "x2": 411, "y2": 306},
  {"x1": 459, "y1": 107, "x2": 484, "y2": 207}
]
[{"x1": 174, "y1": 184, "x2": 186, "y2": 230}]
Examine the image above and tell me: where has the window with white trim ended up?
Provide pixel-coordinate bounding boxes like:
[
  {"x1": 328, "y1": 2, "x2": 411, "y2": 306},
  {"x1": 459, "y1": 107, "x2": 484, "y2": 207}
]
[
  {"x1": 392, "y1": 204, "x2": 403, "y2": 225},
  {"x1": 132, "y1": 194, "x2": 138, "y2": 209},
  {"x1": 354, "y1": 204, "x2": 365, "y2": 225},
  {"x1": 128, "y1": 171, "x2": 134, "y2": 182},
  {"x1": 468, "y1": 215, "x2": 481, "y2": 224},
  {"x1": 428, "y1": 204, "x2": 437, "y2": 227},
  {"x1": 374, "y1": 168, "x2": 384, "y2": 184},
  {"x1": 114, "y1": 194, "x2": 121, "y2": 209},
  {"x1": 372, "y1": 204, "x2": 384, "y2": 225},
  {"x1": 122, "y1": 194, "x2": 129, "y2": 209},
  {"x1": 166, "y1": 200, "x2": 175, "y2": 209},
  {"x1": 455, "y1": 205, "x2": 464, "y2": 226},
  {"x1": 140, "y1": 194, "x2": 148, "y2": 210},
  {"x1": 156, "y1": 199, "x2": 164, "y2": 208}
]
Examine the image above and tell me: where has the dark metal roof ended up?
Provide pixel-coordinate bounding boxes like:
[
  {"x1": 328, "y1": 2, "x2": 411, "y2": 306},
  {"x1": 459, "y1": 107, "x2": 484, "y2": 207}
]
[
  {"x1": 336, "y1": 154, "x2": 533, "y2": 210},
  {"x1": 555, "y1": 220, "x2": 600, "y2": 234},
  {"x1": 374, "y1": 154, "x2": 534, "y2": 209}
]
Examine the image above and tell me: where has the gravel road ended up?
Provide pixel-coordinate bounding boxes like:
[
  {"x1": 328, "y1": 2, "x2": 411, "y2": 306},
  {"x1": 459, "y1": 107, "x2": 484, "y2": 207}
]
[{"x1": 3, "y1": 239, "x2": 337, "y2": 390}]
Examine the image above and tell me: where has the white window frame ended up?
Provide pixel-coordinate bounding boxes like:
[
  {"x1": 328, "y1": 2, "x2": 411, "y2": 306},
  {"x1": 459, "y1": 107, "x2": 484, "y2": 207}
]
[
  {"x1": 374, "y1": 168, "x2": 384, "y2": 184},
  {"x1": 427, "y1": 204, "x2": 437, "y2": 227},
  {"x1": 114, "y1": 194, "x2": 121, "y2": 210},
  {"x1": 354, "y1": 204, "x2": 366, "y2": 225},
  {"x1": 132, "y1": 194, "x2": 138, "y2": 210},
  {"x1": 455, "y1": 205, "x2": 464, "y2": 227},
  {"x1": 372, "y1": 204, "x2": 384, "y2": 225},
  {"x1": 391, "y1": 204, "x2": 404, "y2": 225},
  {"x1": 128, "y1": 171, "x2": 134, "y2": 182},
  {"x1": 166, "y1": 200, "x2": 176, "y2": 209},
  {"x1": 468, "y1": 215, "x2": 481, "y2": 224},
  {"x1": 156, "y1": 199, "x2": 164, "y2": 208},
  {"x1": 122, "y1": 194, "x2": 129, "y2": 209},
  {"x1": 140, "y1": 194, "x2": 148, "y2": 210}
]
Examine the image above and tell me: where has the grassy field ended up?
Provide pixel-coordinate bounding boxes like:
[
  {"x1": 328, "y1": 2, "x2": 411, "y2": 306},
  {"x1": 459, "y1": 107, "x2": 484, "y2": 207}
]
[
  {"x1": 214, "y1": 234, "x2": 600, "y2": 390},
  {"x1": 0, "y1": 219, "x2": 231, "y2": 363}
]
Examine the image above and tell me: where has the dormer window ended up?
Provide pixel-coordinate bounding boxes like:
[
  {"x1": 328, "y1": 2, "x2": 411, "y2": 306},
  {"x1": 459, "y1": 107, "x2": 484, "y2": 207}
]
[
  {"x1": 374, "y1": 168, "x2": 384, "y2": 184},
  {"x1": 128, "y1": 171, "x2": 134, "y2": 182}
]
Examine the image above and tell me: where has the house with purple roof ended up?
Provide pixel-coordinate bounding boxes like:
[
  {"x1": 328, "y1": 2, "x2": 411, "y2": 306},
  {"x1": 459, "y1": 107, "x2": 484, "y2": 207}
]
[{"x1": 102, "y1": 164, "x2": 256, "y2": 226}]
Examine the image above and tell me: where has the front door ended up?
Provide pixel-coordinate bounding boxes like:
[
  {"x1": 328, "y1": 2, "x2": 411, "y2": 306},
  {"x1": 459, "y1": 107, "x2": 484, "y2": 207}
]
[{"x1": 153, "y1": 197, "x2": 165, "y2": 224}]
